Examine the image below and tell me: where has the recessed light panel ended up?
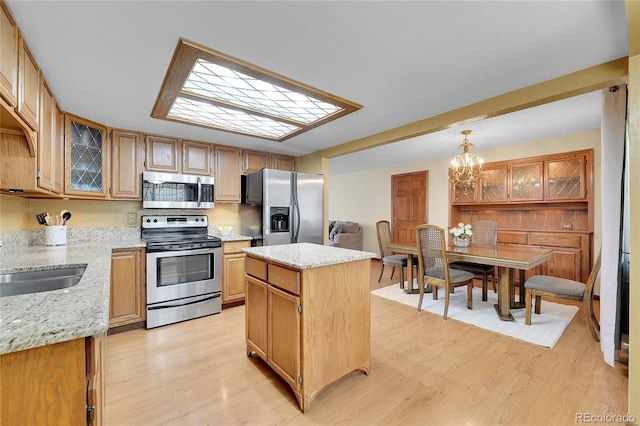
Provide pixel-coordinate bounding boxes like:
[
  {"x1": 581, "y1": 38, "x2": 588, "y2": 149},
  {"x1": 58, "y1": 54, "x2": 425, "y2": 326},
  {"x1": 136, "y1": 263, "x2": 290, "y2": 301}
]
[{"x1": 152, "y1": 39, "x2": 361, "y2": 141}]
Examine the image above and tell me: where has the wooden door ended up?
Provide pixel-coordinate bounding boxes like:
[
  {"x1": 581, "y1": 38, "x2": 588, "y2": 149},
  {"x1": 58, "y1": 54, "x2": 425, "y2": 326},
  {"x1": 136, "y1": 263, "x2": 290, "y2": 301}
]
[
  {"x1": 241, "y1": 150, "x2": 270, "y2": 174},
  {"x1": 0, "y1": 2, "x2": 18, "y2": 106},
  {"x1": 267, "y1": 284, "x2": 301, "y2": 391},
  {"x1": 214, "y1": 145, "x2": 241, "y2": 202},
  {"x1": 145, "y1": 135, "x2": 180, "y2": 173},
  {"x1": 245, "y1": 275, "x2": 268, "y2": 360},
  {"x1": 109, "y1": 249, "x2": 145, "y2": 327},
  {"x1": 111, "y1": 130, "x2": 144, "y2": 200},
  {"x1": 38, "y1": 80, "x2": 56, "y2": 192},
  {"x1": 17, "y1": 37, "x2": 40, "y2": 131},
  {"x1": 222, "y1": 252, "x2": 247, "y2": 303},
  {"x1": 182, "y1": 140, "x2": 211, "y2": 175},
  {"x1": 271, "y1": 154, "x2": 296, "y2": 171},
  {"x1": 392, "y1": 171, "x2": 428, "y2": 245}
]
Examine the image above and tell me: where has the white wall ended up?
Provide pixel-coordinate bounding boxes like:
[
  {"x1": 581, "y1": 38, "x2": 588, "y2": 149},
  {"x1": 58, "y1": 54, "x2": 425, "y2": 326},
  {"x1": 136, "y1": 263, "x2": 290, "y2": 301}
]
[{"x1": 328, "y1": 129, "x2": 601, "y2": 257}]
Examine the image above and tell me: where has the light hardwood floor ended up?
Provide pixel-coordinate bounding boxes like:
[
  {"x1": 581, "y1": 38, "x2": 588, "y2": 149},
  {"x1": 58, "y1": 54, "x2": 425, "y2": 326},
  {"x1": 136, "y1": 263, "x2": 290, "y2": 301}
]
[{"x1": 105, "y1": 260, "x2": 628, "y2": 425}]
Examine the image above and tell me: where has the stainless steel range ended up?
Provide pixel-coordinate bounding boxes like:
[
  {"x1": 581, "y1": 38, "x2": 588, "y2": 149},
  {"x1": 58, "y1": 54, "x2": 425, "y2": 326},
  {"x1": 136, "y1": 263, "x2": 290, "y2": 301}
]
[{"x1": 142, "y1": 215, "x2": 222, "y2": 329}]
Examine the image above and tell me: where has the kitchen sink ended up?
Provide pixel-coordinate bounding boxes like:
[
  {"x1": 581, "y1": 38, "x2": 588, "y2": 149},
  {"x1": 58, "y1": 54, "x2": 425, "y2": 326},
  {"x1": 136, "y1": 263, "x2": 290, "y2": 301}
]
[{"x1": 0, "y1": 266, "x2": 86, "y2": 297}]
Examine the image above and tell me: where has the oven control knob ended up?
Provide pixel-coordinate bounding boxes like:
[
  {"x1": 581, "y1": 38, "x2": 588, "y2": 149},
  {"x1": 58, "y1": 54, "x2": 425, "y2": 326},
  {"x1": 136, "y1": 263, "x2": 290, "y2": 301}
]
[
  {"x1": 194, "y1": 218, "x2": 199, "y2": 222},
  {"x1": 146, "y1": 219, "x2": 151, "y2": 223},
  {"x1": 153, "y1": 219, "x2": 158, "y2": 223}
]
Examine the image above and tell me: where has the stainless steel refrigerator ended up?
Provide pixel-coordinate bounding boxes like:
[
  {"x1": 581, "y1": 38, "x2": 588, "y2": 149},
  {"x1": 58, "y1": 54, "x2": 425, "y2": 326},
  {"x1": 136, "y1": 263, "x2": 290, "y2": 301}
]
[{"x1": 240, "y1": 169, "x2": 324, "y2": 246}]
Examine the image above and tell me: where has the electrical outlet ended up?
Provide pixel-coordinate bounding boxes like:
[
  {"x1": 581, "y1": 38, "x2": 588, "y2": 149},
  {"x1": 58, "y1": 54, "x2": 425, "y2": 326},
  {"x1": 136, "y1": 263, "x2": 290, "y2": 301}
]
[
  {"x1": 127, "y1": 212, "x2": 137, "y2": 226},
  {"x1": 560, "y1": 223, "x2": 572, "y2": 230}
]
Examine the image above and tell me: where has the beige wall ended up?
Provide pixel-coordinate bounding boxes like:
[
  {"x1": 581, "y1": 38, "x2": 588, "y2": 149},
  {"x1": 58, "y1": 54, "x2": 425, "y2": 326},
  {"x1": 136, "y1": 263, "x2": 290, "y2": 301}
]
[
  {"x1": 328, "y1": 129, "x2": 601, "y2": 257},
  {"x1": 0, "y1": 195, "x2": 240, "y2": 234}
]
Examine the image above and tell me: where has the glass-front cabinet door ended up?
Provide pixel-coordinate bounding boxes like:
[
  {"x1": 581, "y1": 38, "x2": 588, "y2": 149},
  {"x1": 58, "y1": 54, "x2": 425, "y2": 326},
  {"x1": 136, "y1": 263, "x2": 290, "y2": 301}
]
[
  {"x1": 545, "y1": 155, "x2": 587, "y2": 200},
  {"x1": 479, "y1": 165, "x2": 508, "y2": 203},
  {"x1": 509, "y1": 162, "x2": 543, "y2": 201},
  {"x1": 64, "y1": 114, "x2": 108, "y2": 197},
  {"x1": 451, "y1": 181, "x2": 478, "y2": 204}
]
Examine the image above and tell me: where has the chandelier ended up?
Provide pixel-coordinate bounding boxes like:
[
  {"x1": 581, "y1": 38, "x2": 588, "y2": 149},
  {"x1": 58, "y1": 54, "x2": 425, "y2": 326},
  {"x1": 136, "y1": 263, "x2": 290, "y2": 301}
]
[{"x1": 449, "y1": 130, "x2": 483, "y2": 190}]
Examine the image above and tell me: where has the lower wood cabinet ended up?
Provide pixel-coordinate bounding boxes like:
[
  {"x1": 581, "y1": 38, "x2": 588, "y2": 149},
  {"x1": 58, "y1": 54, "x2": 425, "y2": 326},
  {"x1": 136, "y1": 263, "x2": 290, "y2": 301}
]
[
  {"x1": 109, "y1": 248, "x2": 145, "y2": 328},
  {"x1": 0, "y1": 333, "x2": 105, "y2": 425},
  {"x1": 222, "y1": 240, "x2": 250, "y2": 304},
  {"x1": 498, "y1": 231, "x2": 591, "y2": 282}
]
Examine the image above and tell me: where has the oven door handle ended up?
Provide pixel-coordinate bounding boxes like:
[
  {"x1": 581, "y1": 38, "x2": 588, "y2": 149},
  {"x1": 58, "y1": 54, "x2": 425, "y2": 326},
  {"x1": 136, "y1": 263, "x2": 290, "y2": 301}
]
[{"x1": 148, "y1": 293, "x2": 220, "y2": 310}]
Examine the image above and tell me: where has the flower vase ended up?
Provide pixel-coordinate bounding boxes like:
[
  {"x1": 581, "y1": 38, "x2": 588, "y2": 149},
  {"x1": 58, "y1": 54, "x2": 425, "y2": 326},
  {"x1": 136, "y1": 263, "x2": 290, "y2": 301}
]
[{"x1": 453, "y1": 236, "x2": 469, "y2": 247}]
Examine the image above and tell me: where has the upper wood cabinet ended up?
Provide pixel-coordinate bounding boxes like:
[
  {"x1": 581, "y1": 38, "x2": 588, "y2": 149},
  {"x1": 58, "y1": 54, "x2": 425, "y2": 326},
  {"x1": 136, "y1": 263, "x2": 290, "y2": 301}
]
[
  {"x1": 17, "y1": 37, "x2": 39, "y2": 131},
  {"x1": 509, "y1": 161, "x2": 543, "y2": 202},
  {"x1": 145, "y1": 135, "x2": 180, "y2": 173},
  {"x1": 451, "y1": 182, "x2": 478, "y2": 204},
  {"x1": 544, "y1": 154, "x2": 587, "y2": 201},
  {"x1": 64, "y1": 114, "x2": 109, "y2": 198},
  {"x1": 450, "y1": 150, "x2": 591, "y2": 206},
  {"x1": 0, "y1": 1, "x2": 18, "y2": 107},
  {"x1": 182, "y1": 139, "x2": 211, "y2": 175},
  {"x1": 479, "y1": 164, "x2": 508, "y2": 203},
  {"x1": 111, "y1": 129, "x2": 144, "y2": 200},
  {"x1": 54, "y1": 104, "x2": 64, "y2": 193},
  {"x1": 214, "y1": 145, "x2": 241, "y2": 202},
  {"x1": 37, "y1": 81, "x2": 60, "y2": 193},
  {"x1": 242, "y1": 150, "x2": 270, "y2": 174},
  {"x1": 271, "y1": 154, "x2": 296, "y2": 171}
]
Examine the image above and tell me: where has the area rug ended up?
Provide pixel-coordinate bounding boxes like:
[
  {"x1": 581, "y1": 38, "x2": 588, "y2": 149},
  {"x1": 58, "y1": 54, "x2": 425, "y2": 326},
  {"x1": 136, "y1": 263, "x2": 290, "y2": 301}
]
[{"x1": 371, "y1": 283, "x2": 579, "y2": 348}]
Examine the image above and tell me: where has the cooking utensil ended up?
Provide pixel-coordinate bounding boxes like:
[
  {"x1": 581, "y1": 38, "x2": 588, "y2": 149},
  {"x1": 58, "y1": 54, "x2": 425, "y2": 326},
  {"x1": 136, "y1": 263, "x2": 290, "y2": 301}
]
[
  {"x1": 62, "y1": 211, "x2": 72, "y2": 225},
  {"x1": 36, "y1": 212, "x2": 48, "y2": 225},
  {"x1": 44, "y1": 213, "x2": 52, "y2": 226}
]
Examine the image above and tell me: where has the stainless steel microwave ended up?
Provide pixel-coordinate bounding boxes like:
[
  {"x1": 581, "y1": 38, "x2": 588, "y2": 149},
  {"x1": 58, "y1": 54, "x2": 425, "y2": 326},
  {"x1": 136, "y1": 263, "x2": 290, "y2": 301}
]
[{"x1": 142, "y1": 171, "x2": 214, "y2": 209}]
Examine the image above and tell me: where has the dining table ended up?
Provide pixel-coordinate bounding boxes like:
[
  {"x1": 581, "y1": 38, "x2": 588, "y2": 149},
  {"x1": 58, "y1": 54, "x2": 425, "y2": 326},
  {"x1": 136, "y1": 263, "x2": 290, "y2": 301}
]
[{"x1": 387, "y1": 242, "x2": 554, "y2": 321}]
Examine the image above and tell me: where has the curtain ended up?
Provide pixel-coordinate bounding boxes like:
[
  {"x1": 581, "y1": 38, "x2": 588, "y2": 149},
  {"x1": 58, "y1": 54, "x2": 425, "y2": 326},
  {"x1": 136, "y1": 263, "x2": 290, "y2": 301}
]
[{"x1": 600, "y1": 85, "x2": 627, "y2": 366}]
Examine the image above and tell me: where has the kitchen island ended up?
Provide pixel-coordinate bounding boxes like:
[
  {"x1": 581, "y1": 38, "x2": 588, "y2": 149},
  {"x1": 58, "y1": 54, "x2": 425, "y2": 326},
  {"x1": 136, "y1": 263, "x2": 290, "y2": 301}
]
[{"x1": 243, "y1": 243, "x2": 376, "y2": 413}]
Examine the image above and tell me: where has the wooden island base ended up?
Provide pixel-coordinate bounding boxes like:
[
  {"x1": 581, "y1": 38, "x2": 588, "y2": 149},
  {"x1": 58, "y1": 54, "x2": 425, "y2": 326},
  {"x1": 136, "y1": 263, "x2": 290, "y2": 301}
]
[{"x1": 244, "y1": 243, "x2": 374, "y2": 413}]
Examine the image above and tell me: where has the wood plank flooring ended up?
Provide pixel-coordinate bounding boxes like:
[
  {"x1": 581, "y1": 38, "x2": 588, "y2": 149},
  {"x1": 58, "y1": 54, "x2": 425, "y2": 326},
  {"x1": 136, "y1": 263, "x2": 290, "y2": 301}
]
[{"x1": 105, "y1": 260, "x2": 628, "y2": 425}]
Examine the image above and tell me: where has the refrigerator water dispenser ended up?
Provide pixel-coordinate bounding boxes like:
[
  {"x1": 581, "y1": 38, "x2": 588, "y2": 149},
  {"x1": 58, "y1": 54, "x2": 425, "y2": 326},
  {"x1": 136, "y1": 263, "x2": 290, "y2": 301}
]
[{"x1": 270, "y1": 207, "x2": 290, "y2": 232}]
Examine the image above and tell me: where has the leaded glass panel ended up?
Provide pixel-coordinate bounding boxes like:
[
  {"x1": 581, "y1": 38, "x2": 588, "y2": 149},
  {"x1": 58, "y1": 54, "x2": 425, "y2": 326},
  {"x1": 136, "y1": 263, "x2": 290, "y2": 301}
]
[
  {"x1": 69, "y1": 120, "x2": 104, "y2": 192},
  {"x1": 547, "y1": 158, "x2": 584, "y2": 199},
  {"x1": 510, "y1": 163, "x2": 542, "y2": 200},
  {"x1": 480, "y1": 167, "x2": 507, "y2": 202},
  {"x1": 452, "y1": 182, "x2": 477, "y2": 203}
]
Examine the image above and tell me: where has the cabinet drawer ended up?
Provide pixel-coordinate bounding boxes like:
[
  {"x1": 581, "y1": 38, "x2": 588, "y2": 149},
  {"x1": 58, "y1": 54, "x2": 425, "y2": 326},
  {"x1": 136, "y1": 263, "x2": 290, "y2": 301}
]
[
  {"x1": 497, "y1": 231, "x2": 528, "y2": 245},
  {"x1": 246, "y1": 256, "x2": 267, "y2": 281},
  {"x1": 530, "y1": 233, "x2": 582, "y2": 248},
  {"x1": 268, "y1": 264, "x2": 300, "y2": 295},
  {"x1": 223, "y1": 240, "x2": 250, "y2": 254}
]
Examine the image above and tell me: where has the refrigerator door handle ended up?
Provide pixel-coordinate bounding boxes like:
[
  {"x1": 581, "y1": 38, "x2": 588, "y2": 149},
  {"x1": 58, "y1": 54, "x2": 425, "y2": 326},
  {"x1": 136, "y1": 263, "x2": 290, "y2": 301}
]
[{"x1": 291, "y1": 173, "x2": 301, "y2": 243}]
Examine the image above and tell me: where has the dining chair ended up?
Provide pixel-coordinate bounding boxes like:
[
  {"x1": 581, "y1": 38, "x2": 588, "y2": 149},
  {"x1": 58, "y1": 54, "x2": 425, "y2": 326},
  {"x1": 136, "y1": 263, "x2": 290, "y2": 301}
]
[
  {"x1": 449, "y1": 220, "x2": 498, "y2": 301},
  {"x1": 415, "y1": 224, "x2": 475, "y2": 319},
  {"x1": 376, "y1": 220, "x2": 417, "y2": 288},
  {"x1": 524, "y1": 252, "x2": 601, "y2": 341}
]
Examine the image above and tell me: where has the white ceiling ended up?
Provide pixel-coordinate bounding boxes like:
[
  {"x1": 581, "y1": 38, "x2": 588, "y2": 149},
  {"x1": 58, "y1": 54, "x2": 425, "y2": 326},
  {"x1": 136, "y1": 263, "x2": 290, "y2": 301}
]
[{"x1": 6, "y1": 1, "x2": 628, "y2": 174}]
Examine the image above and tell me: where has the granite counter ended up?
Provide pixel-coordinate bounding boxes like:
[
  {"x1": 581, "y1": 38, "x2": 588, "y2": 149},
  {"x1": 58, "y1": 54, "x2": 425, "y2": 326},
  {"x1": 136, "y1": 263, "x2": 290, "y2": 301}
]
[{"x1": 0, "y1": 239, "x2": 144, "y2": 355}]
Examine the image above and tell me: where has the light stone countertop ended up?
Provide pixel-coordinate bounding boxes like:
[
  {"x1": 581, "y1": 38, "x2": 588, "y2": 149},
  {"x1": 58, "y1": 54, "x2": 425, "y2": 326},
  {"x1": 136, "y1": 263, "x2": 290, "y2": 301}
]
[
  {"x1": 0, "y1": 239, "x2": 144, "y2": 355},
  {"x1": 243, "y1": 242, "x2": 376, "y2": 270}
]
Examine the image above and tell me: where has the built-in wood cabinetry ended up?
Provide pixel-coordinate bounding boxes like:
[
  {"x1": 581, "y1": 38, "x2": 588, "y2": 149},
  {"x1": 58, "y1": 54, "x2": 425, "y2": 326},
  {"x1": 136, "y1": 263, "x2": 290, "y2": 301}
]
[
  {"x1": 271, "y1": 153, "x2": 297, "y2": 171},
  {"x1": 450, "y1": 149, "x2": 594, "y2": 283},
  {"x1": 109, "y1": 248, "x2": 145, "y2": 328},
  {"x1": 182, "y1": 140, "x2": 211, "y2": 175},
  {"x1": 215, "y1": 145, "x2": 241, "y2": 202},
  {"x1": 0, "y1": 1, "x2": 18, "y2": 107},
  {"x1": 16, "y1": 37, "x2": 39, "y2": 131},
  {"x1": 145, "y1": 135, "x2": 180, "y2": 173},
  {"x1": 110, "y1": 130, "x2": 144, "y2": 200},
  {"x1": 245, "y1": 255, "x2": 370, "y2": 412},
  {"x1": 0, "y1": 80, "x2": 61, "y2": 196},
  {"x1": 64, "y1": 114, "x2": 109, "y2": 198},
  {"x1": 145, "y1": 137, "x2": 212, "y2": 176},
  {"x1": 242, "y1": 150, "x2": 297, "y2": 174},
  {"x1": 241, "y1": 149, "x2": 270, "y2": 174},
  {"x1": 222, "y1": 240, "x2": 250, "y2": 305},
  {"x1": 0, "y1": 334, "x2": 105, "y2": 425}
]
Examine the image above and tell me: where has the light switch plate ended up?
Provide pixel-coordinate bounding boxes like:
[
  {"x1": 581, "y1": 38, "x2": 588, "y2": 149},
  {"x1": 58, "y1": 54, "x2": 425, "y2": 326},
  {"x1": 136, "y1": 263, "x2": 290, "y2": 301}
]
[{"x1": 127, "y1": 212, "x2": 137, "y2": 226}]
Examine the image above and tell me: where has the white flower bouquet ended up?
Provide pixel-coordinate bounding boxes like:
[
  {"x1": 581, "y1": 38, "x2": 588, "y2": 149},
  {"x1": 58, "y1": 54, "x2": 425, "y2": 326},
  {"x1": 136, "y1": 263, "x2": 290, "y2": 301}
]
[{"x1": 450, "y1": 223, "x2": 473, "y2": 239}]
